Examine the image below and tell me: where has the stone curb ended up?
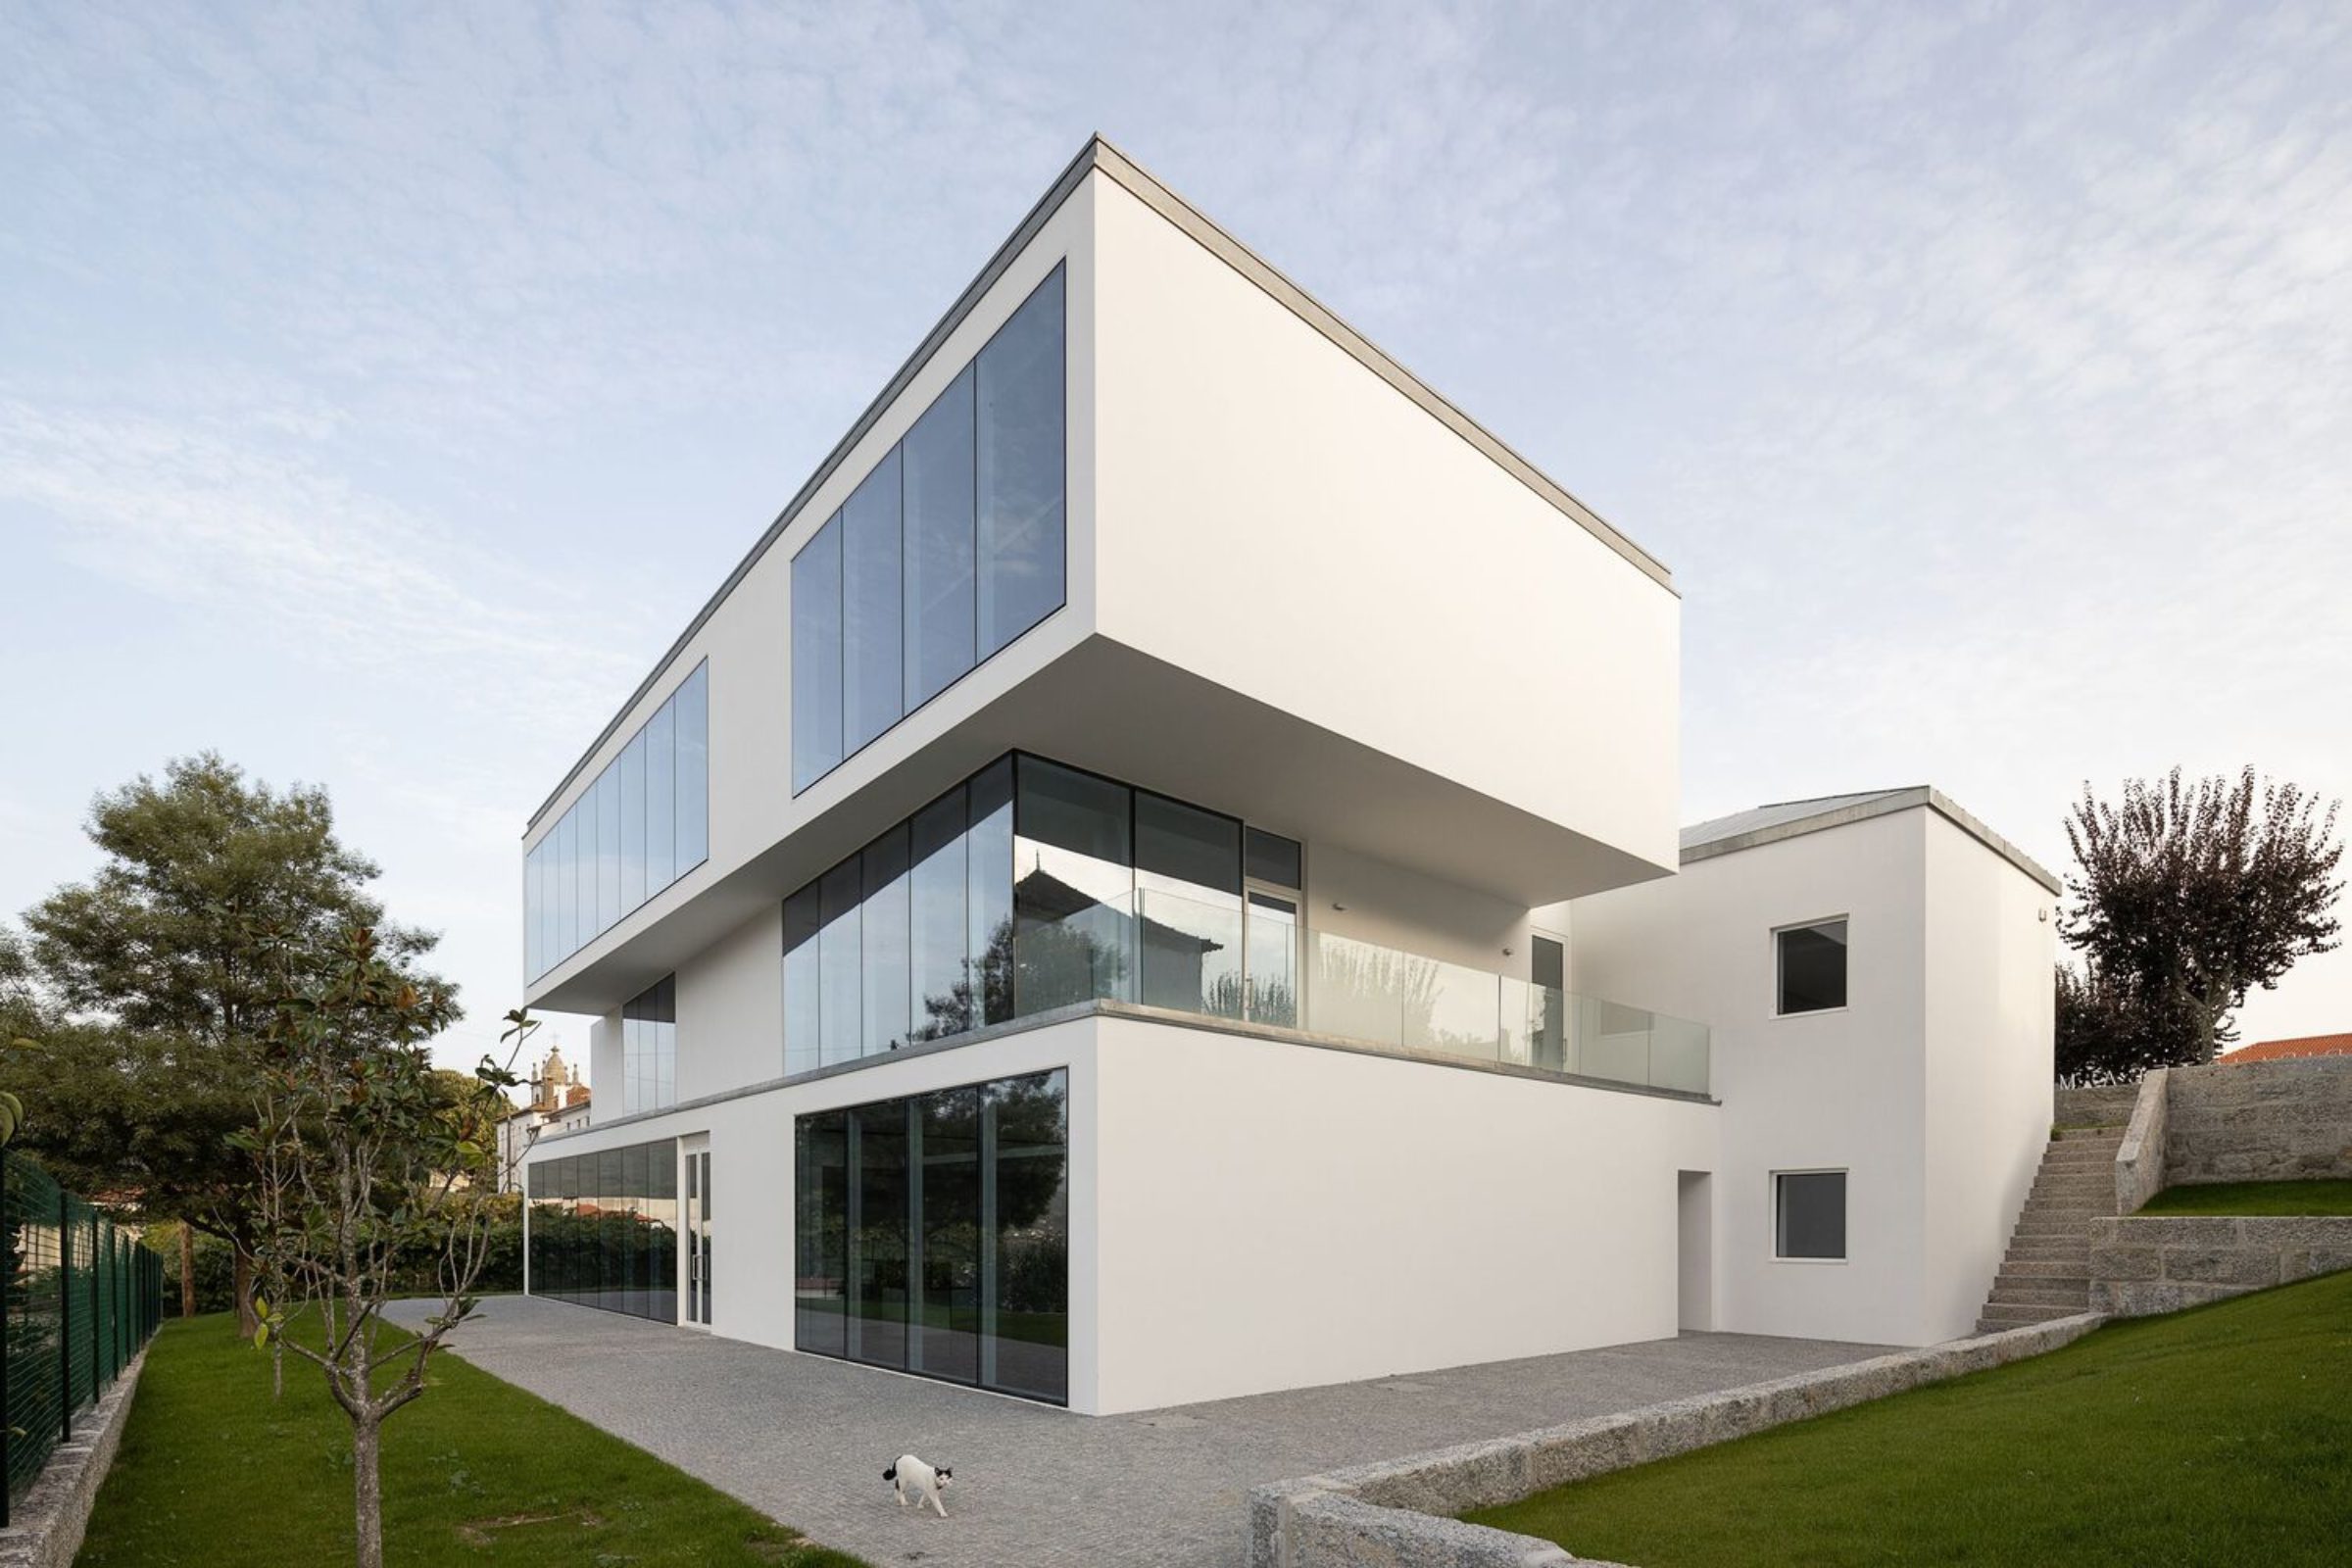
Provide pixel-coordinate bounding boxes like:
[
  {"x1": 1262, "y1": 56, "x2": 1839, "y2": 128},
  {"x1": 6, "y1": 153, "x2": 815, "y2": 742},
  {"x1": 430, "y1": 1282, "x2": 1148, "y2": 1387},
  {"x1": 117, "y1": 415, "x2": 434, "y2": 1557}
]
[
  {"x1": 0, "y1": 1346, "x2": 149, "y2": 1568},
  {"x1": 1247, "y1": 1315, "x2": 2101, "y2": 1568}
]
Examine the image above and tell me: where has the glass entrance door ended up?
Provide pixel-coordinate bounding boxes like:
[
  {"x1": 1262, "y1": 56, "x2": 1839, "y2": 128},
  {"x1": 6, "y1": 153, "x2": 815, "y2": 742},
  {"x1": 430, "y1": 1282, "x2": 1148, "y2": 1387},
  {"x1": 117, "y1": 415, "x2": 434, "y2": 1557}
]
[
  {"x1": 1244, "y1": 889, "x2": 1300, "y2": 1027},
  {"x1": 683, "y1": 1146, "x2": 713, "y2": 1328}
]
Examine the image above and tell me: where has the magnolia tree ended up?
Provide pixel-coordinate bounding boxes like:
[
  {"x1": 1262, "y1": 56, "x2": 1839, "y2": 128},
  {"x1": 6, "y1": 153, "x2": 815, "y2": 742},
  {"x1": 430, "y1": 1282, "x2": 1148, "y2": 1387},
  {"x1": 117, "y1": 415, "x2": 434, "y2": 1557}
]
[{"x1": 235, "y1": 925, "x2": 533, "y2": 1568}]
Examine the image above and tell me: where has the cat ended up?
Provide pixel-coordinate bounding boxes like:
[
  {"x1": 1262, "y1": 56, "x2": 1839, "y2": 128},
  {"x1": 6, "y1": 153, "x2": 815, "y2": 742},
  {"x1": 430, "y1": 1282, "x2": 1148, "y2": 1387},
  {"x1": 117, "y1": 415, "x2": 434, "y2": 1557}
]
[{"x1": 884, "y1": 1452, "x2": 953, "y2": 1518}]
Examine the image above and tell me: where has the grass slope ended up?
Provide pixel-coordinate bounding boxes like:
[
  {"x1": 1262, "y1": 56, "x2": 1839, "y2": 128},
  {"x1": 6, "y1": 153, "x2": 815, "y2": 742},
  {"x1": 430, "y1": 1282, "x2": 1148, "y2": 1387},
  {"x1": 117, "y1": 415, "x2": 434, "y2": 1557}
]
[
  {"x1": 79, "y1": 1314, "x2": 865, "y2": 1568},
  {"x1": 1467, "y1": 1269, "x2": 2352, "y2": 1568},
  {"x1": 2138, "y1": 1178, "x2": 2352, "y2": 1215}
]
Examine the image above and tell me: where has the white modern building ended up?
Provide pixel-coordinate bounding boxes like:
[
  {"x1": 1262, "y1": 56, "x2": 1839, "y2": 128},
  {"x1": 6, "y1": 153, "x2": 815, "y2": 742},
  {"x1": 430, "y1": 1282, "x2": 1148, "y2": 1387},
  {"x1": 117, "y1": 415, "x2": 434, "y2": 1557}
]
[{"x1": 514, "y1": 138, "x2": 2059, "y2": 1414}]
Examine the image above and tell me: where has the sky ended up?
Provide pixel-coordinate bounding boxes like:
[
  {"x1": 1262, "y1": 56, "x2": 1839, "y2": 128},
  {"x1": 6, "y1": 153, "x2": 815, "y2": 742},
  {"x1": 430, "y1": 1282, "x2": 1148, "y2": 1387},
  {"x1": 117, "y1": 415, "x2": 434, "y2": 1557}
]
[{"x1": 4, "y1": 0, "x2": 2349, "y2": 1080}]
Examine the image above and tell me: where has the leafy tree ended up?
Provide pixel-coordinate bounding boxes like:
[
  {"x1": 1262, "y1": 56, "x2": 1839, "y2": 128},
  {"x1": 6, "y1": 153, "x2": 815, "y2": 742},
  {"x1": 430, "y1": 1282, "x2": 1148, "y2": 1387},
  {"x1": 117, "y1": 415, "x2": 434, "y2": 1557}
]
[
  {"x1": 2061, "y1": 767, "x2": 2343, "y2": 1065},
  {"x1": 8, "y1": 754, "x2": 444, "y2": 1331},
  {"x1": 2053, "y1": 960, "x2": 2201, "y2": 1084},
  {"x1": 239, "y1": 924, "x2": 528, "y2": 1568}
]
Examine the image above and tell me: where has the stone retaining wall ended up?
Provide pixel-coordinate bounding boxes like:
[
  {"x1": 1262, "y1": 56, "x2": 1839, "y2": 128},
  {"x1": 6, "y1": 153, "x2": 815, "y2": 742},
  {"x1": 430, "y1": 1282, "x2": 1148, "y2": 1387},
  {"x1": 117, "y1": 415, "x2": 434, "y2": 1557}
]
[
  {"x1": 2085, "y1": 1215, "x2": 2352, "y2": 1316},
  {"x1": 2055, "y1": 1082, "x2": 2141, "y2": 1127},
  {"x1": 1248, "y1": 1315, "x2": 2101, "y2": 1568},
  {"x1": 2115, "y1": 1069, "x2": 2170, "y2": 1215},
  {"x1": 2162, "y1": 1055, "x2": 2352, "y2": 1185},
  {"x1": 0, "y1": 1347, "x2": 147, "y2": 1568}
]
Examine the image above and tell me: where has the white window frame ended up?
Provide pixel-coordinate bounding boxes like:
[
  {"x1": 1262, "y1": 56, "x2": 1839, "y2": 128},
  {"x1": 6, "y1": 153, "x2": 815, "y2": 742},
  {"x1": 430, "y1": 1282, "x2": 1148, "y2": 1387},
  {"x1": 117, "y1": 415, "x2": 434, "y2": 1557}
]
[
  {"x1": 1772, "y1": 915, "x2": 1850, "y2": 1019},
  {"x1": 1770, "y1": 1166, "x2": 1849, "y2": 1264}
]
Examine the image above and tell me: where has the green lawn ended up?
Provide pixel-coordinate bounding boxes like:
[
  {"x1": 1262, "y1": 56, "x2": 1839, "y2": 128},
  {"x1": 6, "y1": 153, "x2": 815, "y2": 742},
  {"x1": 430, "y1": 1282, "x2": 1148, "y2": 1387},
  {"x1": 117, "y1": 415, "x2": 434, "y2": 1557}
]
[
  {"x1": 80, "y1": 1313, "x2": 865, "y2": 1568},
  {"x1": 2138, "y1": 1178, "x2": 2352, "y2": 1215},
  {"x1": 1466, "y1": 1269, "x2": 2352, "y2": 1567}
]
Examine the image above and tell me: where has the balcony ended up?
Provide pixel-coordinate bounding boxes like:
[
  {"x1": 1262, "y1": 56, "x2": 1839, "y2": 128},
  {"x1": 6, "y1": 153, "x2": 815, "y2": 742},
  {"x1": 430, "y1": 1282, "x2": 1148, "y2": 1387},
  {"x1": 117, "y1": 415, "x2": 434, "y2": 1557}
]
[{"x1": 1023, "y1": 886, "x2": 1711, "y2": 1098}]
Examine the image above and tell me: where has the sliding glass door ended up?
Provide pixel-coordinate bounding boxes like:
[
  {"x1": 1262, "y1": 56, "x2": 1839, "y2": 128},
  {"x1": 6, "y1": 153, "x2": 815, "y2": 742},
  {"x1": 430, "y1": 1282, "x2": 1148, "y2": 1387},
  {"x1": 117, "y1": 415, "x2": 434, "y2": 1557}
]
[{"x1": 794, "y1": 1068, "x2": 1069, "y2": 1403}]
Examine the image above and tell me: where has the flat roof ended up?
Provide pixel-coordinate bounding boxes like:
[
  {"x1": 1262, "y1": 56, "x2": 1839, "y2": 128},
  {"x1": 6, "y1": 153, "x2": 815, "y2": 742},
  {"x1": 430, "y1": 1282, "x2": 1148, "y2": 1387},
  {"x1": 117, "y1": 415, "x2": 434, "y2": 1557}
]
[
  {"x1": 1680, "y1": 786, "x2": 2063, "y2": 895},
  {"x1": 525, "y1": 134, "x2": 1672, "y2": 833}
]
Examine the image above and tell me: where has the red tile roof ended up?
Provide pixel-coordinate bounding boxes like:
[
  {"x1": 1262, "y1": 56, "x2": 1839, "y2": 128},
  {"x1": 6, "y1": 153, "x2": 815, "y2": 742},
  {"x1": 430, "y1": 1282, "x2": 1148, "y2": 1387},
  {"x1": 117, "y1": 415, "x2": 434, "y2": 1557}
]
[{"x1": 2221, "y1": 1032, "x2": 2352, "y2": 1063}]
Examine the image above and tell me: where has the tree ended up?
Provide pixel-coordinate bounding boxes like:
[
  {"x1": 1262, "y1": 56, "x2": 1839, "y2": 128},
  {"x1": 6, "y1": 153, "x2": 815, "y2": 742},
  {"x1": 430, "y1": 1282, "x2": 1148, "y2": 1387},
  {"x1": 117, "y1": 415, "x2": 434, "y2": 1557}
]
[
  {"x1": 2052, "y1": 960, "x2": 2201, "y2": 1084},
  {"x1": 8, "y1": 754, "x2": 444, "y2": 1332},
  {"x1": 2061, "y1": 767, "x2": 2343, "y2": 1065},
  {"x1": 239, "y1": 924, "x2": 528, "y2": 1568}
]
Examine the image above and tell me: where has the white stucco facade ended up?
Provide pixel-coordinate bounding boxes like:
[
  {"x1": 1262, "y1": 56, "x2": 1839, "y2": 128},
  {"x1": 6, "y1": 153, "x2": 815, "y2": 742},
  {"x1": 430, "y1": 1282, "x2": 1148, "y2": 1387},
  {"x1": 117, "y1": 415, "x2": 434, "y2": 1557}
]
[{"x1": 514, "y1": 138, "x2": 2057, "y2": 1414}]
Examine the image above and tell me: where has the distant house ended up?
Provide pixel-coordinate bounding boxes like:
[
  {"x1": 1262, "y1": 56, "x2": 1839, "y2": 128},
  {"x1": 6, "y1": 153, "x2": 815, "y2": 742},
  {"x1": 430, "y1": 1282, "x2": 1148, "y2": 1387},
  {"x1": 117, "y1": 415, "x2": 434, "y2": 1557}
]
[{"x1": 2222, "y1": 1032, "x2": 2352, "y2": 1065}]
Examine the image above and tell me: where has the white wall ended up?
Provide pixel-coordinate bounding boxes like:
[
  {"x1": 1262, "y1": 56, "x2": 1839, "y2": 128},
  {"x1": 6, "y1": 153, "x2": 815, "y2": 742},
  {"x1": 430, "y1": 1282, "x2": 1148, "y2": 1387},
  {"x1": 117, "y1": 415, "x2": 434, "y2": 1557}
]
[
  {"x1": 1572, "y1": 809, "x2": 1936, "y2": 1345},
  {"x1": 1088, "y1": 172, "x2": 1680, "y2": 881},
  {"x1": 1306, "y1": 841, "x2": 1532, "y2": 974},
  {"x1": 1920, "y1": 812, "x2": 2057, "y2": 1338},
  {"x1": 1571, "y1": 804, "x2": 2058, "y2": 1347},
  {"x1": 1089, "y1": 1014, "x2": 1718, "y2": 1412},
  {"x1": 675, "y1": 902, "x2": 785, "y2": 1102}
]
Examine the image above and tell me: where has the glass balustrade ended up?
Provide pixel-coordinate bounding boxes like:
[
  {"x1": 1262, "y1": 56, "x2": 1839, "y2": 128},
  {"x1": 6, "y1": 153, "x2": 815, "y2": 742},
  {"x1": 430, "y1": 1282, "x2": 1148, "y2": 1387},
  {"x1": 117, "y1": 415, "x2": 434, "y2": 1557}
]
[{"x1": 1076, "y1": 887, "x2": 1710, "y2": 1096}]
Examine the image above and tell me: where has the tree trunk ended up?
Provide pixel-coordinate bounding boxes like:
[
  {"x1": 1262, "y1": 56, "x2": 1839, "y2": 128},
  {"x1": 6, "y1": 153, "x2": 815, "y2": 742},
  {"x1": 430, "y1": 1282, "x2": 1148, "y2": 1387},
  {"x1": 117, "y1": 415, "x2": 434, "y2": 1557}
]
[
  {"x1": 352, "y1": 1414, "x2": 384, "y2": 1568},
  {"x1": 178, "y1": 1224, "x2": 196, "y2": 1318},
  {"x1": 232, "y1": 1245, "x2": 258, "y2": 1337}
]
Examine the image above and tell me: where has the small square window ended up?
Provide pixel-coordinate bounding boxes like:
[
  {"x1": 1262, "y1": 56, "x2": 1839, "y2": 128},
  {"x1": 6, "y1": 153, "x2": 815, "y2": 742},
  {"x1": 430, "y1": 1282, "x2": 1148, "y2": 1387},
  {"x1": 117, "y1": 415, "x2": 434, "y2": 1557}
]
[
  {"x1": 1776, "y1": 919, "x2": 1847, "y2": 1014},
  {"x1": 1775, "y1": 1170, "x2": 1847, "y2": 1260}
]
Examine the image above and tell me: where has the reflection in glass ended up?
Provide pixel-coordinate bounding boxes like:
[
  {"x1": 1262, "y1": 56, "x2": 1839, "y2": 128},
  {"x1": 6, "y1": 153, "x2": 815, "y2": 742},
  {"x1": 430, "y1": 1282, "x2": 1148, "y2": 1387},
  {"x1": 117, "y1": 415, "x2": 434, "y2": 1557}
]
[
  {"x1": 792, "y1": 514, "x2": 845, "y2": 793},
  {"x1": 1245, "y1": 892, "x2": 1300, "y2": 1027},
  {"x1": 794, "y1": 1070, "x2": 1066, "y2": 1404},
  {"x1": 819, "y1": 858, "x2": 862, "y2": 1067},
  {"x1": 860, "y1": 825, "x2": 911, "y2": 1054},
  {"x1": 909, "y1": 788, "x2": 970, "y2": 1042},
  {"x1": 795, "y1": 1114, "x2": 847, "y2": 1354},
  {"x1": 968, "y1": 759, "x2": 1015, "y2": 1027},
  {"x1": 977, "y1": 269, "x2": 1067, "y2": 658},
  {"x1": 676, "y1": 662, "x2": 709, "y2": 872},
  {"x1": 524, "y1": 1138, "x2": 682, "y2": 1324},
  {"x1": 904, "y1": 367, "x2": 976, "y2": 710},
  {"x1": 596, "y1": 766, "x2": 621, "y2": 938},
  {"x1": 1136, "y1": 791, "x2": 1243, "y2": 1016},
  {"x1": 917, "y1": 1087, "x2": 982, "y2": 1382},
  {"x1": 645, "y1": 699, "x2": 676, "y2": 892},
  {"x1": 844, "y1": 450, "x2": 904, "y2": 755},
  {"x1": 987, "y1": 1071, "x2": 1069, "y2": 1402},
  {"x1": 783, "y1": 885, "x2": 822, "y2": 1075},
  {"x1": 622, "y1": 975, "x2": 676, "y2": 1116},
  {"x1": 619, "y1": 731, "x2": 647, "y2": 914},
  {"x1": 851, "y1": 1102, "x2": 910, "y2": 1369},
  {"x1": 1013, "y1": 757, "x2": 1132, "y2": 1013}
]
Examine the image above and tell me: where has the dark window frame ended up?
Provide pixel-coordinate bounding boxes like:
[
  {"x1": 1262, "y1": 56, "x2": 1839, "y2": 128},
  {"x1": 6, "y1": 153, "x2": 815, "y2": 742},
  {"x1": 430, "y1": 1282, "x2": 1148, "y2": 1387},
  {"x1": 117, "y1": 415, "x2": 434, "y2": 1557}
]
[{"x1": 1774, "y1": 916, "x2": 1850, "y2": 1017}]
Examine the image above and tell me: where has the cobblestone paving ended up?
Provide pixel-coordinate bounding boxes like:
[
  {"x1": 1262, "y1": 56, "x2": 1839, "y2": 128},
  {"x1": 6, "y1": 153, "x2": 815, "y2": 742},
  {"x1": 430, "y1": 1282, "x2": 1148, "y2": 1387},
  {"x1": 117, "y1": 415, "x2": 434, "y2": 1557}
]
[{"x1": 389, "y1": 1297, "x2": 1890, "y2": 1568}]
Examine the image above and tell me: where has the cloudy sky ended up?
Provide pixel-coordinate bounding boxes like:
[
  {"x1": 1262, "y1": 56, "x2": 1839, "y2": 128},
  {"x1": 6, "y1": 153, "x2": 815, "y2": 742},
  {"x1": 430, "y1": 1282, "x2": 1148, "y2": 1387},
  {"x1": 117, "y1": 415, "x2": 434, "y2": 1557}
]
[{"x1": 4, "y1": 0, "x2": 2348, "y2": 1075}]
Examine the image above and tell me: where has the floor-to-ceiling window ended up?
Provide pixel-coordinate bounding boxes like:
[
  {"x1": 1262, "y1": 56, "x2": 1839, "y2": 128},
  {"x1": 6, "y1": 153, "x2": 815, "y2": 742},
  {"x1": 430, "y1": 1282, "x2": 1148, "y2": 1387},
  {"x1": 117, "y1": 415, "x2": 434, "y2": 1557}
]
[
  {"x1": 791, "y1": 267, "x2": 1066, "y2": 795},
  {"x1": 782, "y1": 754, "x2": 1299, "y2": 1075},
  {"x1": 525, "y1": 662, "x2": 710, "y2": 981},
  {"x1": 525, "y1": 1138, "x2": 680, "y2": 1323},
  {"x1": 793, "y1": 1069, "x2": 1067, "y2": 1403},
  {"x1": 622, "y1": 975, "x2": 676, "y2": 1115}
]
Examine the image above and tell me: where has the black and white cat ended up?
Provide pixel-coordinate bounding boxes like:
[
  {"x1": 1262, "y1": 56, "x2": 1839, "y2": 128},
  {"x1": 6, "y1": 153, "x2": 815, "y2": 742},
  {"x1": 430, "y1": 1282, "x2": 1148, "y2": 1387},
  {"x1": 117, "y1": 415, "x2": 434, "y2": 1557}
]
[{"x1": 884, "y1": 1453, "x2": 953, "y2": 1518}]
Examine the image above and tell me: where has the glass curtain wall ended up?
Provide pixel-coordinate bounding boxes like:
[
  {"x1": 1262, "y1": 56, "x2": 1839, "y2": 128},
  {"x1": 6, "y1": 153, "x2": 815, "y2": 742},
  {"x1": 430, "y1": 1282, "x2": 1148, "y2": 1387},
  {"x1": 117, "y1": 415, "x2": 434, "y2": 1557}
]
[
  {"x1": 622, "y1": 974, "x2": 677, "y2": 1115},
  {"x1": 524, "y1": 1139, "x2": 680, "y2": 1323},
  {"x1": 525, "y1": 661, "x2": 710, "y2": 981},
  {"x1": 792, "y1": 268, "x2": 1066, "y2": 795},
  {"x1": 783, "y1": 755, "x2": 1286, "y2": 1074},
  {"x1": 794, "y1": 1069, "x2": 1068, "y2": 1403}
]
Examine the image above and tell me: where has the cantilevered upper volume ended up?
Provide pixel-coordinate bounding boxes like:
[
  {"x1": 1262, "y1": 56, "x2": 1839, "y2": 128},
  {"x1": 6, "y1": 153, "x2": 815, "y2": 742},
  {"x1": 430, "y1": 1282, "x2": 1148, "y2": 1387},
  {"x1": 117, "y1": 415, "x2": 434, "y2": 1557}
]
[{"x1": 519, "y1": 135, "x2": 1682, "y2": 1018}]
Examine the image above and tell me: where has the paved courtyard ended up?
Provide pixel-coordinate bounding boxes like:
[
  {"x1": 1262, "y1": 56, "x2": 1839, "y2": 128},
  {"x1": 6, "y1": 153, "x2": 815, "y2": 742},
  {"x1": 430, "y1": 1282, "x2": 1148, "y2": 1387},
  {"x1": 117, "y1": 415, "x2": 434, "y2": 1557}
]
[{"x1": 389, "y1": 1296, "x2": 1891, "y2": 1567}]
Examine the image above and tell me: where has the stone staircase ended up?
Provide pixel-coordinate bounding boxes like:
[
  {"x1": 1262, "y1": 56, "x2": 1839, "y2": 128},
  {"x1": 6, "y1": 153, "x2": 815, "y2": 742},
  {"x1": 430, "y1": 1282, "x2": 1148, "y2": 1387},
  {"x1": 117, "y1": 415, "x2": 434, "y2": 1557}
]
[{"x1": 1975, "y1": 1125, "x2": 2124, "y2": 1334}]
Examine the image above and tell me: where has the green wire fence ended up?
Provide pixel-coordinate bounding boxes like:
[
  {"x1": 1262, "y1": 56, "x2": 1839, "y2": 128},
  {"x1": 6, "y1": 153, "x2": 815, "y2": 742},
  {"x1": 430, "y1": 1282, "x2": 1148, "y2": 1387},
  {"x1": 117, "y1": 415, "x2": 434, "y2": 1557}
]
[{"x1": 1, "y1": 1150, "x2": 164, "y2": 1525}]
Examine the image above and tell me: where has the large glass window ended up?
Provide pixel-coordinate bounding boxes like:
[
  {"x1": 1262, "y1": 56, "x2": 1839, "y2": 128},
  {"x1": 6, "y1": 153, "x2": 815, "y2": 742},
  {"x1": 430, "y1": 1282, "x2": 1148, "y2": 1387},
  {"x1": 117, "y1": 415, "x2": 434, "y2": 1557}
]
[
  {"x1": 524, "y1": 1139, "x2": 682, "y2": 1322},
  {"x1": 904, "y1": 367, "x2": 976, "y2": 710},
  {"x1": 785, "y1": 753, "x2": 1280, "y2": 1066},
  {"x1": 1013, "y1": 758, "x2": 1133, "y2": 1014},
  {"x1": 843, "y1": 450, "x2": 904, "y2": 756},
  {"x1": 977, "y1": 268, "x2": 1067, "y2": 659},
  {"x1": 523, "y1": 661, "x2": 712, "y2": 980},
  {"x1": 789, "y1": 267, "x2": 1065, "y2": 795},
  {"x1": 623, "y1": 974, "x2": 676, "y2": 1116},
  {"x1": 794, "y1": 1069, "x2": 1066, "y2": 1403}
]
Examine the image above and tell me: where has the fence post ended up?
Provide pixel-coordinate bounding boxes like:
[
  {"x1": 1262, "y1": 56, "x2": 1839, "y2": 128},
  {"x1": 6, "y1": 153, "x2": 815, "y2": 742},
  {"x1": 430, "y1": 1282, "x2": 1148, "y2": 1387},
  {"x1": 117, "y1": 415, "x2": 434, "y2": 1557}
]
[
  {"x1": 87, "y1": 1211, "x2": 99, "y2": 1401},
  {"x1": 57, "y1": 1191, "x2": 70, "y2": 1445}
]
